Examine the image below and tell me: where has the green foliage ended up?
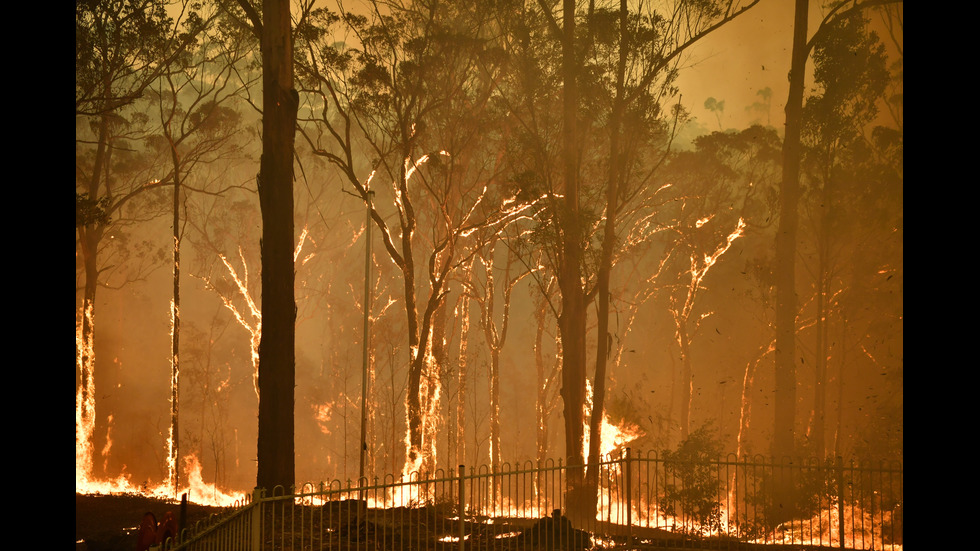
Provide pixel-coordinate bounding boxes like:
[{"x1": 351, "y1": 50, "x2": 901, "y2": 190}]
[
  {"x1": 76, "y1": 0, "x2": 177, "y2": 115},
  {"x1": 803, "y1": 11, "x2": 888, "y2": 150},
  {"x1": 658, "y1": 423, "x2": 723, "y2": 534},
  {"x1": 76, "y1": 193, "x2": 111, "y2": 227}
]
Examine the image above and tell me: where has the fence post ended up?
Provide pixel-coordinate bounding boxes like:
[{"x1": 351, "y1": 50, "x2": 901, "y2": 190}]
[
  {"x1": 836, "y1": 456, "x2": 845, "y2": 549},
  {"x1": 251, "y1": 487, "x2": 264, "y2": 551},
  {"x1": 625, "y1": 447, "x2": 632, "y2": 545},
  {"x1": 458, "y1": 464, "x2": 466, "y2": 551}
]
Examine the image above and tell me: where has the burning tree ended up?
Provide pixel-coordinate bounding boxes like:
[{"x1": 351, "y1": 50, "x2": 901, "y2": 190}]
[
  {"x1": 148, "y1": 3, "x2": 250, "y2": 492},
  {"x1": 654, "y1": 125, "x2": 782, "y2": 444},
  {"x1": 489, "y1": 0, "x2": 763, "y2": 518},
  {"x1": 772, "y1": 0, "x2": 903, "y2": 468},
  {"x1": 798, "y1": 7, "x2": 893, "y2": 460},
  {"x1": 76, "y1": 0, "x2": 206, "y2": 486},
  {"x1": 294, "y1": 0, "x2": 530, "y2": 478}
]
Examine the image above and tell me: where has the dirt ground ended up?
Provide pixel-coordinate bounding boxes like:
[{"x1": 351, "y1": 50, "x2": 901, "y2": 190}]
[{"x1": 75, "y1": 493, "x2": 228, "y2": 551}]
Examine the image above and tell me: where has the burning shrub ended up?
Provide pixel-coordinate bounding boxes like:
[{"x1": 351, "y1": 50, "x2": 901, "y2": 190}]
[{"x1": 658, "y1": 424, "x2": 724, "y2": 535}]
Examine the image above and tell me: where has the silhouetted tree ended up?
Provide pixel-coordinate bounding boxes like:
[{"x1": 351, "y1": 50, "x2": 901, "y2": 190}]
[
  {"x1": 800, "y1": 9, "x2": 891, "y2": 459},
  {"x1": 294, "y1": 0, "x2": 521, "y2": 477},
  {"x1": 234, "y1": 0, "x2": 305, "y2": 492},
  {"x1": 521, "y1": 0, "x2": 762, "y2": 518},
  {"x1": 76, "y1": 0, "x2": 205, "y2": 483}
]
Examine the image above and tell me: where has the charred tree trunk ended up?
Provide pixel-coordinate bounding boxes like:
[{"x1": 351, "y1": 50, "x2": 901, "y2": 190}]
[
  {"x1": 583, "y1": 0, "x2": 628, "y2": 517},
  {"x1": 77, "y1": 113, "x2": 110, "y2": 481},
  {"x1": 557, "y1": 0, "x2": 590, "y2": 517},
  {"x1": 771, "y1": 0, "x2": 808, "y2": 520},
  {"x1": 255, "y1": 0, "x2": 297, "y2": 493},
  {"x1": 773, "y1": 0, "x2": 807, "y2": 462},
  {"x1": 676, "y1": 319, "x2": 694, "y2": 442},
  {"x1": 169, "y1": 142, "x2": 182, "y2": 496}
]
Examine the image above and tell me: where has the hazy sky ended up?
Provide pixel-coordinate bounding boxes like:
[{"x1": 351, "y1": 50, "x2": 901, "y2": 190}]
[
  {"x1": 675, "y1": 0, "x2": 797, "y2": 132},
  {"x1": 678, "y1": 0, "x2": 901, "y2": 133}
]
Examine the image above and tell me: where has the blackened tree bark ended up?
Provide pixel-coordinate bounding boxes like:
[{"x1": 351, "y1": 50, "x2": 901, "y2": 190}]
[
  {"x1": 583, "y1": 0, "x2": 628, "y2": 516},
  {"x1": 556, "y1": 0, "x2": 590, "y2": 512},
  {"x1": 773, "y1": 0, "x2": 808, "y2": 464},
  {"x1": 773, "y1": 0, "x2": 901, "y2": 469},
  {"x1": 76, "y1": 0, "x2": 195, "y2": 483},
  {"x1": 253, "y1": 0, "x2": 298, "y2": 493},
  {"x1": 769, "y1": 0, "x2": 808, "y2": 523}
]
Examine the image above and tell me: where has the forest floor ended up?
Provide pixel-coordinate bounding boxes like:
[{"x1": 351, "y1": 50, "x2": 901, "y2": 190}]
[{"x1": 75, "y1": 492, "x2": 228, "y2": 551}]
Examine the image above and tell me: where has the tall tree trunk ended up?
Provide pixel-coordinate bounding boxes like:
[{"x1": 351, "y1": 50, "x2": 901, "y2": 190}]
[
  {"x1": 455, "y1": 259, "x2": 474, "y2": 468},
  {"x1": 558, "y1": 0, "x2": 589, "y2": 513},
  {"x1": 484, "y1": 259, "x2": 501, "y2": 471},
  {"x1": 773, "y1": 0, "x2": 807, "y2": 462},
  {"x1": 256, "y1": 0, "x2": 297, "y2": 493},
  {"x1": 583, "y1": 0, "x2": 628, "y2": 516},
  {"x1": 169, "y1": 145, "x2": 182, "y2": 496},
  {"x1": 771, "y1": 0, "x2": 808, "y2": 521},
  {"x1": 77, "y1": 113, "x2": 110, "y2": 482},
  {"x1": 534, "y1": 289, "x2": 550, "y2": 466},
  {"x1": 676, "y1": 319, "x2": 694, "y2": 442}
]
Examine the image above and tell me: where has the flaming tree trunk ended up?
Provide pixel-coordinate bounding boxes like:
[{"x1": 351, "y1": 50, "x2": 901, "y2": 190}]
[
  {"x1": 76, "y1": 113, "x2": 110, "y2": 482},
  {"x1": 169, "y1": 145, "x2": 181, "y2": 495},
  {"x1": 584, "y1": 0, "x2": 628, "y2": 512}
]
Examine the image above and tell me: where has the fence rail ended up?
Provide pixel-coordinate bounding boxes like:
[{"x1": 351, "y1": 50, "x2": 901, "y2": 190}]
[{"x1": 170, "y1": 451, "x2": 902, "y2": 550}]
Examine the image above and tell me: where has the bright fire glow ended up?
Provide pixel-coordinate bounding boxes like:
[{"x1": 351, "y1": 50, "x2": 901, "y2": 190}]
[
  {"x1": 76, "y1": 452, "x2": 245, "y2": 507},
  {"x1": 214, "y1": 250, "x2": 261, "y2": 397},
  {"x1": 584, "y1": 380, "x2": 645, "y2": 459},
  {"x1": 313, "y1": 401, "x2": 333, "y2": 435},
  {"x1": 76, "y1": 301, "x2": 96, "y2": 488}
]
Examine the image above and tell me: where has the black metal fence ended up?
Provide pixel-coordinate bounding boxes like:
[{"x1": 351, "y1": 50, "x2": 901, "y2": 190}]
[{"x1": 171, "y1": 451, "x2": 903, "y2": 550}]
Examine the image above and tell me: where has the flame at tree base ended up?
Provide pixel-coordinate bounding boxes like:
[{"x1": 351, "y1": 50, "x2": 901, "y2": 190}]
[{"x1": 76, "y1": 453, "x2": 245, "y2": 508}]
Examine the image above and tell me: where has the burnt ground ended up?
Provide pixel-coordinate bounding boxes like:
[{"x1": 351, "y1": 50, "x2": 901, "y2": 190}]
[{"x1": 75, "y1": 493, "x2": 229, "y2": 551}]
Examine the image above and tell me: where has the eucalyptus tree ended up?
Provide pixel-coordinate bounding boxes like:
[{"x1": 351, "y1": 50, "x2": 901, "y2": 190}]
[
  {"x1": 229, "y1": 0, "x2": 322, "y2": 492},
  {"x1": 471, "y1": 239, "x2": 534, "y2": 472},
  {"x1": 492, "y1": 0, "x2": 761, "y2": 515},
  {"x1": 76, "y1": 0, "x2": 208, "y2": 483},
  {"x1": 294, "y1": 0, "x2": 528, "y2": 477},
  {"x1": 798, "y1": 9, "x2": 893, "y2": 460},
  {"x1": 656, "y1": 126, "x2": 781, "y2": 445},
  {"x1": 149, "y1": 1, "x2": 252, "y2": 492},
  {"x1": 772, "y1": 0, "x2": 902, "y2": 468}
]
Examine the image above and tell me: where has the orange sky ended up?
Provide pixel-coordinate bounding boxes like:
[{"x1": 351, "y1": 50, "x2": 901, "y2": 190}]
[
  {"x1": 677, "y1": 0, "x2": 902, "y2": 133},
  {"x1": 676, "y1": 0, "x2": 797, "y2": 132}
]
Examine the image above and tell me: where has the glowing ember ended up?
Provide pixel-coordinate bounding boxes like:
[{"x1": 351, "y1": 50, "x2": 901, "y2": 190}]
[{"x1": 212, "y1": 250, "x2": 261, "y2": 396}]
